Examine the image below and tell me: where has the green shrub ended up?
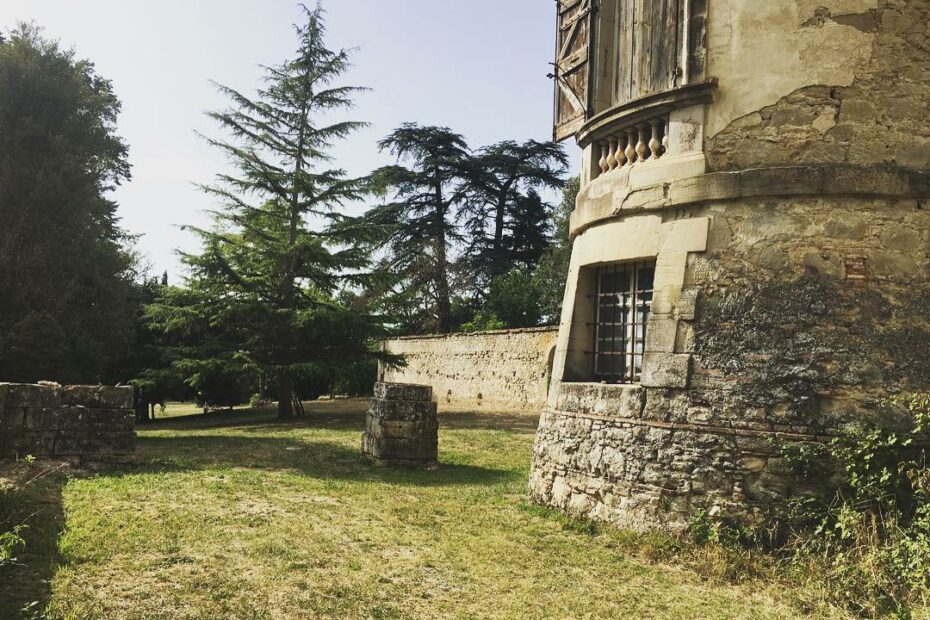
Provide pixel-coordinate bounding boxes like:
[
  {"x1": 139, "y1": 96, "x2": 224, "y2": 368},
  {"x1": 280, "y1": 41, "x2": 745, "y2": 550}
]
[
  {"x1": 0, "y1": 525, "x2": 26, "y2": 568},
  {"x1": 784, "y1": 394, "x2": 930, "y2": 617}
]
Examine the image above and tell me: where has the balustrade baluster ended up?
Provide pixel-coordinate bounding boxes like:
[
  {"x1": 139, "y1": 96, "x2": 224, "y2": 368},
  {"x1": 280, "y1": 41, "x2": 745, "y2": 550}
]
[
  {"x1": 599, "y1": 142, "x2": 609, "y2": 175},
  {"x1": 606, "y1": 139, "x2": 618, "y2": 170},
  {"x1": 615, "y1": 136, "x2": 627, "y2": 167},
  {"x1": 661, "y1": 118, "x2": 669, "y2": 157},
  {"x1": 648, "y1": 119, "x2": 661, "y2": 160},
  {"x1": 636, "y1": 124, "x2": 648, "y2": 162},
  {"x1": 624, "y1": 129, "x2": 637, "y2": 164}
]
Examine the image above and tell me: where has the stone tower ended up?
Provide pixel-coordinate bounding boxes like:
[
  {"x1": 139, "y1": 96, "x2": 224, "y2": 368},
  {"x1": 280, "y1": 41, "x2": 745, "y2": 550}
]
[{"x1": 529, "y1": 0, "x2": 930, "y2": 530}]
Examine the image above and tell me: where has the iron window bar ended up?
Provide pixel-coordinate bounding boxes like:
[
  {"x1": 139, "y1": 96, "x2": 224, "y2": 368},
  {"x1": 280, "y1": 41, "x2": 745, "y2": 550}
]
[{"x1": 586, "y1": 260, "x2": 655, "y2": 383}]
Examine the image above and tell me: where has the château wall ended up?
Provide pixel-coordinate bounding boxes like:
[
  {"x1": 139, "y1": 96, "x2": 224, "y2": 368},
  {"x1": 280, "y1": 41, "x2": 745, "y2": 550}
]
[
  {"x1": 380, "y1": 327, "x2": 558, "y2": 411},
  {"x1": 530, "y1": 187, "x2": 930, "y2": 531},
  {"x1": 531, "y1": 0, "x2": 930, "y2": 531}
]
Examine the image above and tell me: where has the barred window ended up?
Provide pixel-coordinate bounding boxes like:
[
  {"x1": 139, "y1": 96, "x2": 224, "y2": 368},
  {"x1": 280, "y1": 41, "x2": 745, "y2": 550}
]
[{"x1": 590, "y1": 261, "x2": 655, "y2": 383}]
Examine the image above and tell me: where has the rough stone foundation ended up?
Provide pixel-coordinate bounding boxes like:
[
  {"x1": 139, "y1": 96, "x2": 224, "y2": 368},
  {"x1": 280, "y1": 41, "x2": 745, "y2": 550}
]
[
  {"x1": 362, "y1": 383, "x2": 438, "y2": 467},
  {"x1": 529, "y1": 190, "x2": 930, "y2": 532},
  {"x1": 0, "y1": 383, "x2": 136, "y2": 461}
]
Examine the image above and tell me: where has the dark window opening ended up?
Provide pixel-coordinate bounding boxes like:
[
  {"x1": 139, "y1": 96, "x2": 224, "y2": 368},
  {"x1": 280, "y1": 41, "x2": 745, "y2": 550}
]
[{"x1": 588, "y1": 261, "x2": 655, "y2": 383}]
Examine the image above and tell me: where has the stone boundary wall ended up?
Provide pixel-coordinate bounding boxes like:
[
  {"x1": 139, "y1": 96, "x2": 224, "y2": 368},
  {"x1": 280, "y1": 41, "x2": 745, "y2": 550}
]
[
  {"x1": 379, "y1": 327, "x2": 559, "y2": 411},
  {"x1": 0, "y1": 383, "x2": 136, "y2": 461}
]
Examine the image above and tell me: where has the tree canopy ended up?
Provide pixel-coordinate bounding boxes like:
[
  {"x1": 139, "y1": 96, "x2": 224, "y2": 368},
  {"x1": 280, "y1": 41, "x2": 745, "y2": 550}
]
[
  {"x1": 365, "y1": 124, "x2": 472, "y2": 334},
  {"x1": 0, "y1": 24, "x2": 138, "y2": 384},
  {"x1": 365, "y1": 127, "x2": 568, "y2": 335}
]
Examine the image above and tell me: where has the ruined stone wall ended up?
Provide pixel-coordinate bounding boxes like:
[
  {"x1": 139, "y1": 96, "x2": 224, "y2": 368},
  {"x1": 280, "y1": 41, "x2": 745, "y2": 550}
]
[
  {"x1": 0, "y1": 383, "x2": 135, "y2": 461},
  {"x1": 530, "y1": 191, "x2": 930, "y2": 531},
  {"x1": 380, "y1": 327, "x2": 558, "y2": 411},
  {"x1": 363, "y1": 383, "x2": 438, "y2": 467}
]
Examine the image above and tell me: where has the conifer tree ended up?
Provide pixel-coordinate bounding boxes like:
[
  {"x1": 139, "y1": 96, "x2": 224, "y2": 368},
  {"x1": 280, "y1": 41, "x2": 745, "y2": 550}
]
[
  {"x1": 463, "y1": 140, "x2": 567, "y2": 288},
  {"x1": 366, "y1": 124, "x2": 471, "y2": 334},
  {"x1": 151, "y1": 6, "x2": 383, "y2": 419}
]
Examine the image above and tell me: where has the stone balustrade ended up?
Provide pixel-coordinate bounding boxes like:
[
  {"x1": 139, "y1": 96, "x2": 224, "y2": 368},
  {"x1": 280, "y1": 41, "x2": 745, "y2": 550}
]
[{"x1": 592, "y1": 114, "x2": 669, "y2": 179}]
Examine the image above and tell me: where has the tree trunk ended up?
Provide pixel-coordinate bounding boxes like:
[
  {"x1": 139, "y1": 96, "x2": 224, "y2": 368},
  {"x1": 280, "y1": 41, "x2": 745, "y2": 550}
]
[
  {"x1": 277, "y1": 98, "x2": 308, "y2": 418},
  {"x1": 434, "y1": 184, "x2": 452, "y2": 333},
  {"x1": 493, "y1": 197, "x2": 506, "y2": 255},
  {"x1": 277, "y1": 367, "x2": 294, "y2": 420},
  {"x1": 490, "y1": 183, "x2": 513, "y2": 278},
  {"x1": 434, "y1": 235, "x2": 452, "y2": 333}
]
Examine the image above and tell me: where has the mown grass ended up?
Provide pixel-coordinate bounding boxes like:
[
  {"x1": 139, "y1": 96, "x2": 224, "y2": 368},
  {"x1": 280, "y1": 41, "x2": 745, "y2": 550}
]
[{"x1": 0, "y1": 400, "x2": 875, "y2": 619}]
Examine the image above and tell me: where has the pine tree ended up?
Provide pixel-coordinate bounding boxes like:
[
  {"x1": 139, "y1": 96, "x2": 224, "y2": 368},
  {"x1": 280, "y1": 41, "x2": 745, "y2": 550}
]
[
  {"x1": 151, "y1": 6, "x2": 384, "y2": 419},
  {"x1": 366, "y1": 124, "x2": 472, "y2": 334}
]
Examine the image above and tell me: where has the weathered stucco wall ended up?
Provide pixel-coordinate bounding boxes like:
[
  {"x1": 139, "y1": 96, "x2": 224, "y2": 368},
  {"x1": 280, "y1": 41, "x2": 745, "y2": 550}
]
[
  {"x1": 380, "y1": 328, "x2": 558, "y2": 411},
  {"x1": 0, "y1": 383, "x2": 136, "y2": 461},
  {"x1": 706, "y1": 0, "x2": 930, "y2": 170}
]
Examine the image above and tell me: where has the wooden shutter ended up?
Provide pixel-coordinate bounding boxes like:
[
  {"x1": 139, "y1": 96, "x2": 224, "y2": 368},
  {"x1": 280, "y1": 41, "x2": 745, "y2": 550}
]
[
  {"x1": 615, "y1": 0, "x2": 682, "y2": 104},
  {"x1": 553, "y1": 0, "x2": 594, "y2": 142},
  {"x1": 631, "y1": 0, "x2": 680, "y2": 99}
]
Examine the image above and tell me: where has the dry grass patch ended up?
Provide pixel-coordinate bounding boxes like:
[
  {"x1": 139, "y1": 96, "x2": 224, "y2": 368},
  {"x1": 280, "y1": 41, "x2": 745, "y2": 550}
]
[{"x1": 0, "y1": 399, "x2": 865, "y2": 619}]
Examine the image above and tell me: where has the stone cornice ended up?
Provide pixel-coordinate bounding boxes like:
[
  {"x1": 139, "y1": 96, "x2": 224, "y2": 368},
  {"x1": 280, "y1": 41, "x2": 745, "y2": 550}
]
[{"x1": 571, "y1": 164, "x2": 930, "y2": 239}]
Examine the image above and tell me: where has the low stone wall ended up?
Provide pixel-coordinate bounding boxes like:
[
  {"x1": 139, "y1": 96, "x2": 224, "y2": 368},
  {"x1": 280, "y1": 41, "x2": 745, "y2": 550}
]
[
  {"x1": 0, "y1": 383, "x2": 135, "y2": 461},
  {"x1": 379, "y1": 327, "x2": 558, "y2": 411}
]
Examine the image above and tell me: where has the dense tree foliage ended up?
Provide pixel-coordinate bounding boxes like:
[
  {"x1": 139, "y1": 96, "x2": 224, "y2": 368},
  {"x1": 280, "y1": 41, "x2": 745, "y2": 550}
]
[
  {"x1": 0, "y1": 24, "x2": 139, "y2": 384},
  {"x1": 463, "y1": 140, "x2": 567, "y2": 288},
  {"x1": 532, "y1": 176, "x2": 578, "y2": 324},
  {"x1": 146, "y1": 7, "x2": 388, "y2": 419},
  {"x1": 365, "y1": 128, "x2": 568, "y2": 334}
]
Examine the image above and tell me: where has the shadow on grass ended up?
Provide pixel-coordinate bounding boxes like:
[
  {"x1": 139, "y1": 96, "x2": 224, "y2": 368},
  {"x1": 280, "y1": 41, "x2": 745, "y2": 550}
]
[
  {"x1": 0, "y1": 464, "x2": 67, "y2": 619},
  {"x1": 128, "y1": 399, "x2": 537, "y2": 487},
  {"x1": 144, "y1": 399, "x2": 540, "y2": 434},
  {"x1": 133, "y1": 434, "x2": 510, "y2": 487}
]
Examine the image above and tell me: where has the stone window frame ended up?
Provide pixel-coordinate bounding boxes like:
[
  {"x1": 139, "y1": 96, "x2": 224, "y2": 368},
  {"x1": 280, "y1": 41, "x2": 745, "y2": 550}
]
[
  {"x1": 549, "y1": 213, "x2": 709, "y2": 400},
  {"x1": 590, "y1": 260, "x2": 656, "y2": 383}
]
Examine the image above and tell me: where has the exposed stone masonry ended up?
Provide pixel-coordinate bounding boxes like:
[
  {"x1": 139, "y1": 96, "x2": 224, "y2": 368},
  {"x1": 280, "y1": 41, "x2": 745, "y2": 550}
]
[
  {"x1": 0, "y1": 382, "x2": 136, "y2": 461},
  {"x1": 363, "y1": 383, "x2": 438, "y2": 467},
  {"x1": 707, "y1": 1, "x2": 930, "y2": 172},
  {"x1": 530, "y1": 193, "x2": 930, "y2": 531},
  {"x1": 380, "y1": 327, "x2": 558, "y2": 411}
]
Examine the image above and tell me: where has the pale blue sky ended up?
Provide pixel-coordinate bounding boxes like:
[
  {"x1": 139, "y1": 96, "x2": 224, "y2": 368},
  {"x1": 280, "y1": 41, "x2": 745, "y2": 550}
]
[{"x1": 1, "y1": 0, "x2": 578, "y2": 279}]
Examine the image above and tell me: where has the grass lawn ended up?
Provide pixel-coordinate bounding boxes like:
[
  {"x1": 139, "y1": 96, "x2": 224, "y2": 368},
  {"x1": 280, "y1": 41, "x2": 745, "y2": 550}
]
[{"x1": 0, "y1": 400, "x2": 860, "y2": 619}]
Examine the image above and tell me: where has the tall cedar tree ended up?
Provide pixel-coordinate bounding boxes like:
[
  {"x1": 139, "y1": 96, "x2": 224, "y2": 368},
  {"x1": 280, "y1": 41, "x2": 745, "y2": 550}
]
[
  {"x1": 463, "y1": 140, "x2": 567, "y2": 289},
  {"x1": 152, "y1": 6, "x2": 382, "y2": 419},
  {"x1": 366, "y1": 124, "x2": 471, "y2": 334},
  {"x1": 0, "y1": 24, "x2": 138, "y2": 384}
]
